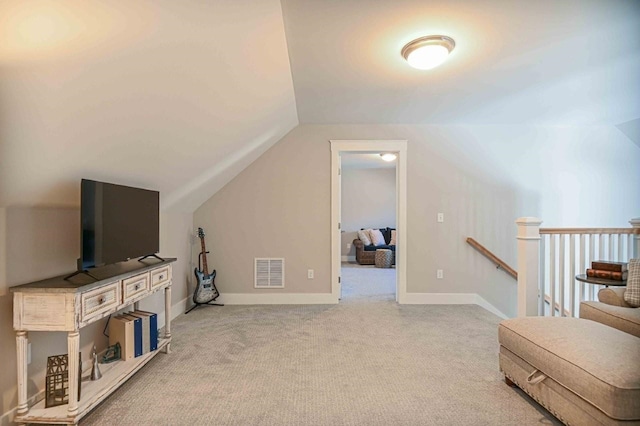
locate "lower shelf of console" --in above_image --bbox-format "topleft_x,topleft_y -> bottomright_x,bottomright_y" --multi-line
15,337 -> 171,425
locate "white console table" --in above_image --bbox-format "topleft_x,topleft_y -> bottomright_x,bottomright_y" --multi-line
11,257 -> 176,425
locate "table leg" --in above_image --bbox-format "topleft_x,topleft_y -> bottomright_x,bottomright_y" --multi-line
67,331 -> 80,416
164,284 -> 172,353
16,331 -> 28,415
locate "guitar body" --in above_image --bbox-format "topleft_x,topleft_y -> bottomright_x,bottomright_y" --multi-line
193,268 -> 219,304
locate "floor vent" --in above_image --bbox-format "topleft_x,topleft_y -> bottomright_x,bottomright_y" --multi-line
254,258 -> 285,288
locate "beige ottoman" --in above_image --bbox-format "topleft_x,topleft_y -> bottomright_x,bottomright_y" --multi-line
374,249 -> 393,268
498,317 -> 640,425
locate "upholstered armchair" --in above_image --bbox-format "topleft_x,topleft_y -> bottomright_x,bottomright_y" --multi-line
580,287 -> 640,338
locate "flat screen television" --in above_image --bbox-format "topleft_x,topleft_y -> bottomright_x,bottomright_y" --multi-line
79,179 -> 160,270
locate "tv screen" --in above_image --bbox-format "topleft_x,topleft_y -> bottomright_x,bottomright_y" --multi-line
81,179 -> 159,270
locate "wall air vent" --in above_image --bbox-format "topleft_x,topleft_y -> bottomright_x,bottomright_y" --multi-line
254,258 -> 285,288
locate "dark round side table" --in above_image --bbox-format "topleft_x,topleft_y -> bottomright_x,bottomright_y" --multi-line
575,274 -> 627,288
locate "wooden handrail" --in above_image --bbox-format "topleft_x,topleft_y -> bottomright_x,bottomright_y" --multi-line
466,237 -> 517,279
540,227 -> 640,235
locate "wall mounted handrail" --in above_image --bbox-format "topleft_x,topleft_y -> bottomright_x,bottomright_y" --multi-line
466,237 -> 518,280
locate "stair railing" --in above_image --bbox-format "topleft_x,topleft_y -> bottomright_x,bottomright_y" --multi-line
516,217 -> 640,318
466,237 -> 517,279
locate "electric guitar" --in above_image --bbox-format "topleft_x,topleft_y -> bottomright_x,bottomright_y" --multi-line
193,227 -> 220,304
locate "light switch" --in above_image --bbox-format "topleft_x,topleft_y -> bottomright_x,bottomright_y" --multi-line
437,213 -> 444,223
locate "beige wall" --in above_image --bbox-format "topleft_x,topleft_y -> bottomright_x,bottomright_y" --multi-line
194,127 -> 330,294
341,168 -> 396,257
0,206 -> 190,421
194,124 -> 640,317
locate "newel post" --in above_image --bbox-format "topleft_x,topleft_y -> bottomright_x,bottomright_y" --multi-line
631,218 -> 640,259
629,217 -> 640,259
516,217 -> 542,317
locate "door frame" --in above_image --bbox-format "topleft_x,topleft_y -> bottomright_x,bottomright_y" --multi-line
330,140 -> 408,303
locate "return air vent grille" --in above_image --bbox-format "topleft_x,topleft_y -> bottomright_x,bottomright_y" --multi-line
254,258 -> 285,288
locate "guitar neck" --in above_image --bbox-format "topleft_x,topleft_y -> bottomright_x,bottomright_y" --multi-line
200,237 -> 209,276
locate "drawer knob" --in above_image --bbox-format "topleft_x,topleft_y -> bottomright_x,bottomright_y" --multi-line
135,284 -> 140,290
98,297 -> 105,304
159,275 -> 164,280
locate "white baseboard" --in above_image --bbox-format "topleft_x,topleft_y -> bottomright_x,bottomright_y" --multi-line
153,295 -> 188,329
218,293 -> 337,305
402,293 -> 508,319
341,255 -> 355,262
1,389 -> 44,426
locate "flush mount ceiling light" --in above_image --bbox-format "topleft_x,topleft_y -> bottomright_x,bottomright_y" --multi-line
380,153 -> 397,162
401,35 -> 455,70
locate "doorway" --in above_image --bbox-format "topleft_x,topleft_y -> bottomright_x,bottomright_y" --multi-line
340,153 -> 396,301
330,140 -> 408,303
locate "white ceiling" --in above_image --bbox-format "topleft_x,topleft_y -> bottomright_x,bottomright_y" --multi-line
281,0 -> 640,126
0,0 -> 298,211
2,0 -> 638,212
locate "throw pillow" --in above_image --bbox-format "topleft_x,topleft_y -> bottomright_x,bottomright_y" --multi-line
357,229 -> 372,246
370,228 -> 386,246
623,258 -> 640,307
390,230 -> 397,245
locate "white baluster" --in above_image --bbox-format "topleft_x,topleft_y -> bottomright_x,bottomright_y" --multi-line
569,234 -> 576,317
550,234 -> 556,316
579,234 -> 586,302
539,235 -> 546,316
559,234 -> 565,317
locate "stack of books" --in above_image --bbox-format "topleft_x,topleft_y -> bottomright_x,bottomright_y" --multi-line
108,310 -> 159,361
586,260 -> 628,281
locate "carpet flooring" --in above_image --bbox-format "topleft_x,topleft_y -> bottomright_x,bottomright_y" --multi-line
81,264 -> 559,425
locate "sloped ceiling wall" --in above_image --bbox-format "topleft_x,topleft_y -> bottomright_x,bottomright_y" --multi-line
281,0 -> 640,126
0,0 -> 298,211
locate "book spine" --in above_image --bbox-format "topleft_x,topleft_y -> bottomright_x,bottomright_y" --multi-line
586,269 -> 627,280
149,313 -> 158,351
591,262 -> 627,272
132,318 -> 143,357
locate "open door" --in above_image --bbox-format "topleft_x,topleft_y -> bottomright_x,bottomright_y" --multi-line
330,140 -> 408,303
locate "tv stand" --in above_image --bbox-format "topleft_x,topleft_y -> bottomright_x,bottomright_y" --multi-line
11,258 -> 176,425
63,269 -> 99,282
138,253 -> 165,262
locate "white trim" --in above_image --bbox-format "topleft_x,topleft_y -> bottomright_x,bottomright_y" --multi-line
330,140 -> 408,303
341,255 -> 356,263
1,389 -> 44,426
156,295 -> 189,328
217,293 -> 337,305
402,293 -> 509,319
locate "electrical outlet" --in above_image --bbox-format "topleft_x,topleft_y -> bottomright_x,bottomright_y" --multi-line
27,342 -> 32,365
347,243 -> 351,249
308,269 -> 314,279
437,213 -> 444,223
437,269 -> 444,279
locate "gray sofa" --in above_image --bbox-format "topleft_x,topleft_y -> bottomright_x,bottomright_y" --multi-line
353,227 -> 395,265
498,288 -> 640,425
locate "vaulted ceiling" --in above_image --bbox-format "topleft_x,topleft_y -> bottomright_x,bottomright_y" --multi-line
1,0 -> 638,211
281,0 -> 640,126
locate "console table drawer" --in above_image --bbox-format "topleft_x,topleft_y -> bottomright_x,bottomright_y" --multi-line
81,282 -> 120,323
150,265 -> 171,289
122,273 -> 150,303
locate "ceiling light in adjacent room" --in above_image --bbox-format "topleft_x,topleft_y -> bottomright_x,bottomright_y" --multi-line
401,35 -> 455,70
380,153 -> 397,162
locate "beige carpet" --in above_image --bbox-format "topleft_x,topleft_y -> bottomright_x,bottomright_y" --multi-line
81,266 -> 559,425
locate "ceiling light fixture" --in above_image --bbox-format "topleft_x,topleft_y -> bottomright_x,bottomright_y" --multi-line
401,35 -> 455,70
380,153 -> 397,162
